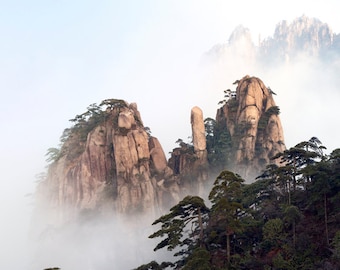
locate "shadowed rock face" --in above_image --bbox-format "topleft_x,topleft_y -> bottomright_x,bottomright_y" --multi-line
216,75 -> 286,180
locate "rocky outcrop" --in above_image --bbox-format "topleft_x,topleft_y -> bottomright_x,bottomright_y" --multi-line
39,100 -> 211,224
216,75 -> 286,180
38,76 -> 285,223
167,106 -> 209,196
191,106 -> 206,152
39,101 -> 176,223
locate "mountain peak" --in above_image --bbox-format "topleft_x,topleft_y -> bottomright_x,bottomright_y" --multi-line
270,15 -> 334,55
205,15 -> 338,66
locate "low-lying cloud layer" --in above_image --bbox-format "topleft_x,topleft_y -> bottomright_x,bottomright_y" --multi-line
1,9 -> 339,269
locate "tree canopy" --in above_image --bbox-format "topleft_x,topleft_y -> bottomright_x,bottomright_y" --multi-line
136,138 -> 340,270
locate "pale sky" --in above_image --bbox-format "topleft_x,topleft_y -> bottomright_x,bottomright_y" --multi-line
0,1 -> 339,269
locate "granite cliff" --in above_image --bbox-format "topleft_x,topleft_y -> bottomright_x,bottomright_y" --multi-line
38,100 -> 209,223
37,76 -> 285,222
215,75 -> 285,179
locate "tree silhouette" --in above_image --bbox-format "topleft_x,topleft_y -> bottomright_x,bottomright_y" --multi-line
208,170 -> 245,264
149,196 -> 209,268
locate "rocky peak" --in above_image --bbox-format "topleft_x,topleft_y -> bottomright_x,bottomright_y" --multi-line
228,25 -> 253,46
260,15 -> 335,62
204,16 -> 339,67
37,76 -> 286,223
38,100 -> 211,224
191,106 -> 206,152
216,75 -> 285,180
39,100 -> 175,224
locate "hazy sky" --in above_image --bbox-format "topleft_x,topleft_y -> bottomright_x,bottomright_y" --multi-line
0,1 -> 339,269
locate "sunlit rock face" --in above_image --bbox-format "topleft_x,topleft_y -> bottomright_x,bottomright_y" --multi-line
38,77 -> 285,223
190,106 -> 209,195
39,101 -> 175,224
167,106 -> 209,197
216,76 -> 286,180
191,106 -> 206,152
38,101 -> 211,224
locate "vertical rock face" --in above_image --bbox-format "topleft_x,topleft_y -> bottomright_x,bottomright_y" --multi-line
39,100 -> 211,224
191,106 -> 206,151
38,77 -> 286,223
216,75 -> 286,180
190,106 -> 208,195
39,101 -> 174,223
168,106 -> 209,196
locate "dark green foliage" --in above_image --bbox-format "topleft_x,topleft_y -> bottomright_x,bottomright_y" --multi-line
46,99 -> 132,162
69,102 -> 108,143
204,118 -> 232,170
208,171 -> 245,266
149,195 -> 209,268
262,218 -> 284,247
45,147 -> 61,163
175,138 -> 195,155
182,248 -> 211,270
133,261 -> 174,270
137,138 -> 340,270
257,106 -> 280,131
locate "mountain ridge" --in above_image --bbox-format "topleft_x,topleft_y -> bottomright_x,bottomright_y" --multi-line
204,15 -> 339,65
35,76 -> 285,226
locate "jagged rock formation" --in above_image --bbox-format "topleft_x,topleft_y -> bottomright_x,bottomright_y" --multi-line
38,100 -> 210,223
203,25 -> 256,65
216,75 -> 286,180
39,100 -> 177,223
204,15 -> 339,66
260,15 -> 336,63
167,106 -> 209,196
38,76 -> 285,222
191,106 -> 206,152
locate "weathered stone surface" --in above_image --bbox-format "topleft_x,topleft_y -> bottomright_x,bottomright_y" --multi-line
39,101 -> 173,223
38,79 -> 285,223
149,136 -> 169,174
216,75 -> 286,180
166,106 -> 209,197
118,108 -> 135,129
129,102 -> 143,126
191,106 -> 206,151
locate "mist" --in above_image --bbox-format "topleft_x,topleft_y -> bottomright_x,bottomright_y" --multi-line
27,41 -> 340,270
29,212 -> 169,270
0,1 -> 339,269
